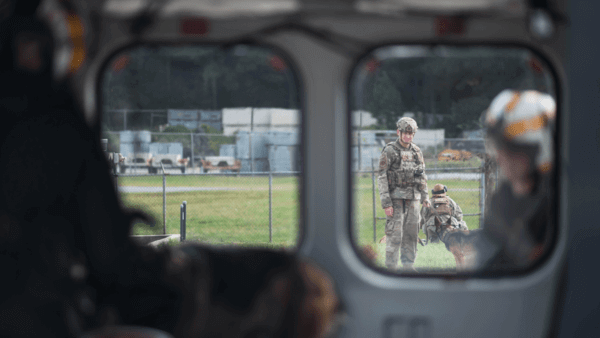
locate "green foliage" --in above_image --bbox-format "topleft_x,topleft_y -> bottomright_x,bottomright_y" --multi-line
364,71 -> 403,129
151,127 -> 192,152
200,124 -> 236,155
163,125 -> 192,133
356,47 -> 555,137
102,45 -> 298,119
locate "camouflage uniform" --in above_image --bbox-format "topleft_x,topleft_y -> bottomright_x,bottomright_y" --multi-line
378,118 -> 428,270
421,194 -> 468,243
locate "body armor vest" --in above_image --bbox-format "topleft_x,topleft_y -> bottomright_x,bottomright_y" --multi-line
432,196 -> 452,216
384,142 -> 424,190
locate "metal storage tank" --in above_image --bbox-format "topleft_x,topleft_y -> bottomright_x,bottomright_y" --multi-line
268,145 -> 299,172
236,131 -> 269,172
149,143 -> 183,155
219,144 -> 236,157
120,143 -> 150,155
266,131 -> 300,172
119,130 -> 152,144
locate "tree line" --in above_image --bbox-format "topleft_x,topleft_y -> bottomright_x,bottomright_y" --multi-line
102,45 -> 554,137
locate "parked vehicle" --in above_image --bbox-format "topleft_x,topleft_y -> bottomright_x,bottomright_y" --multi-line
148,142 -> 188,173
200,156 -> 241,173
149,155 -> 188,173
119,152 -> 152,173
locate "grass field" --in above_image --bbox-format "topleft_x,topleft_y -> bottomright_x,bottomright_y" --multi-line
364,241 -> 459,273
121,175 -> 301,247
120,173 -> 482,270
353,174 -> 481,271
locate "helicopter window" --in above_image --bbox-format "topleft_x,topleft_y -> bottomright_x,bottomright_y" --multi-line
350,45 -> 557,275
100,45 -> 301,249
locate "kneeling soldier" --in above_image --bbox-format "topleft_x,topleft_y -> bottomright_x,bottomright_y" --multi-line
420,184 -> 468,243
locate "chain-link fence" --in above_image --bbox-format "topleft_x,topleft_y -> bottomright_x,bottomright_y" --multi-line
103,130 -> 497,247
111,170 -> 301,247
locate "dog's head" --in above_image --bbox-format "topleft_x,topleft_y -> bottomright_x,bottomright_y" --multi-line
434,216 -> 457,239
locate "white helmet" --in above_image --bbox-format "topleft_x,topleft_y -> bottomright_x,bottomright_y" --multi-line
484,90 -> 556,174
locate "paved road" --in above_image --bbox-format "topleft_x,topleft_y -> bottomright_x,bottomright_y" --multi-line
120,186 -> 246,193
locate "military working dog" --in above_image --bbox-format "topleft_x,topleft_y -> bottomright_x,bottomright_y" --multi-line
433,217 -> 481,272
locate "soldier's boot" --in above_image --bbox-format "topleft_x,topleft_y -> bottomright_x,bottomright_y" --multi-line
402,263 -> 418,273
385,251 -> 398,270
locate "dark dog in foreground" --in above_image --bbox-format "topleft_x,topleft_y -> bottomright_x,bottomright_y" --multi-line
434,217 -> 481,272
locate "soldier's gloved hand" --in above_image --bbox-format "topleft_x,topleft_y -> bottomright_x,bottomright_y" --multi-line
422,199 -> 431,208
384,206 -> 394,217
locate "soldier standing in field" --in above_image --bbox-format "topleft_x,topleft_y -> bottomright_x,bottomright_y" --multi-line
420,184 -> 468,244
378,117 -> 430,272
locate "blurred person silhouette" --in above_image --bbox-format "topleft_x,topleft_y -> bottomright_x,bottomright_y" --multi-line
0,1 -> 340,337
476,89 -> 556,273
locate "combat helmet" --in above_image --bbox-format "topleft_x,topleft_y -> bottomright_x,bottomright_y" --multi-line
432,184 -> 447,196
483,90 -> 556,173
396,117 -> 418,134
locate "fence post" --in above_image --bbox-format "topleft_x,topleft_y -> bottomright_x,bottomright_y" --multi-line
358,130 -> 362,172
480,162 -> 485,229
250,109 -> 254,173
434,134 -> 438,171
190,132 -> 194,171
162,163 -> 167,235
372,158 -> 377,243
180,201 -> 187,242
112,153 -> 118,194
269,166 -> 273,243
